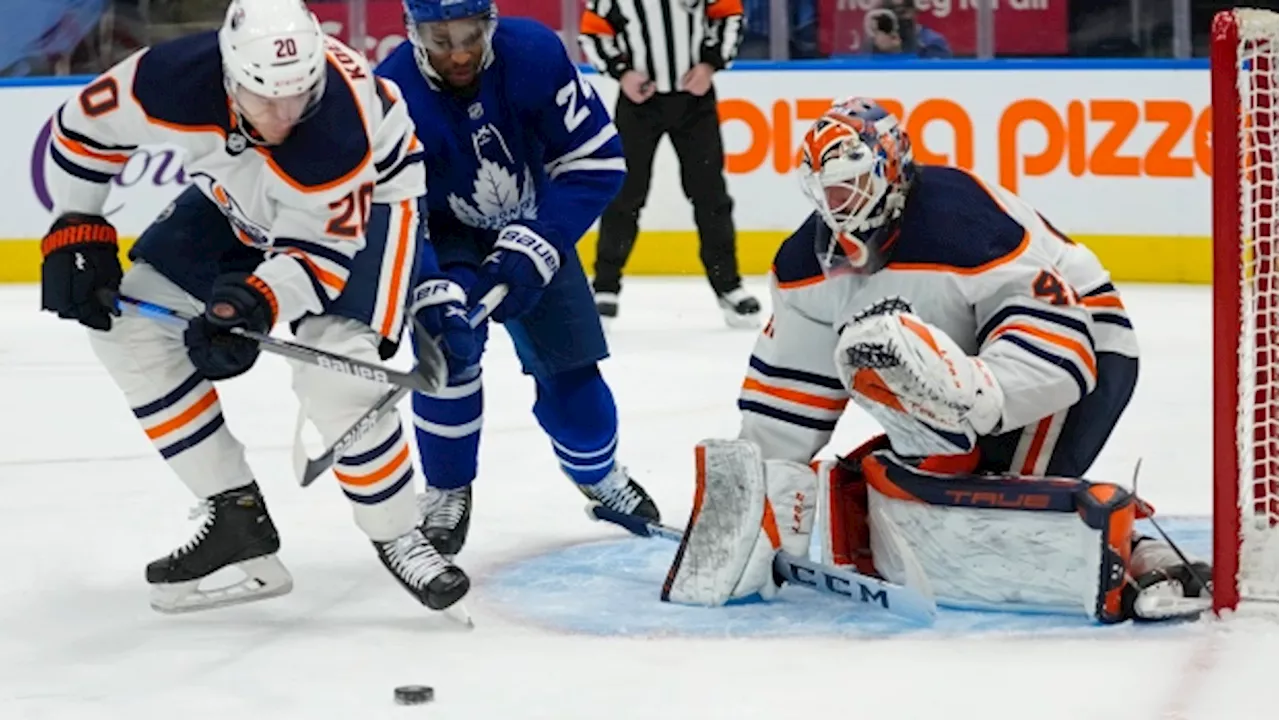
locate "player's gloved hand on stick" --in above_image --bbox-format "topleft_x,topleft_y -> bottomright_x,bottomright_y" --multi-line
39,213 -> 123,331
411,276 -> 482,378
185,273 -> 277,381
469,223 -> 560,323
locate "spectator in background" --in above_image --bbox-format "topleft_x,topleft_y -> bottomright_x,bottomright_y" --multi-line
867,0 -> 951,58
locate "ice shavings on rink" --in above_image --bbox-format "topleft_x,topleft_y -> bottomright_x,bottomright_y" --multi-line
484,517 -> 1213,639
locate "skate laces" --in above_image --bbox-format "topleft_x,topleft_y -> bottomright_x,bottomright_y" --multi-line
589,471 -> 643,513
172,501 -> 215,558
420,488 -> 467,528
383,531 -> 449,587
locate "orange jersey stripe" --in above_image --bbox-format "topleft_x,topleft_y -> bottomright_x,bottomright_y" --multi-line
742,378 -> 848,412
145,389 -> 219,440
379,199 -> 413,338
281,248 -> 348,294
335,444 -> 410,488
1081,295 -> 1125,309
992,322 -> 1098,379
773,266 -> 825,289
887,230 -> 1031,276
52,131 -> 131,165
1019,416 -> 1053,475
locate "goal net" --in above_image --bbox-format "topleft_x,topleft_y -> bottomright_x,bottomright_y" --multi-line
1212,7 -> 1280,613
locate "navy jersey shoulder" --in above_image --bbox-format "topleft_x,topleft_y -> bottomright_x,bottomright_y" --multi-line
772,214 -> 827,286
888,166 -> 1027,269
132,31 -> 231,132
135,32 -> 370,189
266,58 -> 370,189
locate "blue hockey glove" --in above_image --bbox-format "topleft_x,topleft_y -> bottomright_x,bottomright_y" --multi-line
469,224 -> 560,323
411,277 -> 482,378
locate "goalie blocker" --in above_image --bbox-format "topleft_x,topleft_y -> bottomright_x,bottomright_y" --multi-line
664,437 -> 1209,623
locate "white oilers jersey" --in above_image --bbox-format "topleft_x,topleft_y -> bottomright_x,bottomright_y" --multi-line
741,165 -> 1138,465
46,31 -> 425,323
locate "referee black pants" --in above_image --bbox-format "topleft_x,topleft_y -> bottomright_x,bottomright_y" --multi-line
593,89 -> 742,296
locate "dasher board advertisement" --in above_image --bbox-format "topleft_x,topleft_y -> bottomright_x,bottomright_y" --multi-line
0,61 -> 1212,283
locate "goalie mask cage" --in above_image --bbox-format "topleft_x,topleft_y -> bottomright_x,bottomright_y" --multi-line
1212,7 -> 1280,614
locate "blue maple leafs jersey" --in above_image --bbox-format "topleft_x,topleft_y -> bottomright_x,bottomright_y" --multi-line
375,18 -> 625,257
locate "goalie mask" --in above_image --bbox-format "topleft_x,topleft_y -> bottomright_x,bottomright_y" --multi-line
799,97 -> 915,274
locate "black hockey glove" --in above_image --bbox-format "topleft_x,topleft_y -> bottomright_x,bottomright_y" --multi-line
185,273 -> 277,381
40,213 -> 122,331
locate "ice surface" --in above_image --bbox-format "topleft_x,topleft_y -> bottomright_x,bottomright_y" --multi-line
0,279 -> 1275,720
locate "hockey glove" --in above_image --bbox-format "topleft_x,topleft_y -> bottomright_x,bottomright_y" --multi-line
469,224 -> 560,323
411,277 -> 483,378
836,297 -> 1005,456
185,273 -> 277,381
40,213 -> 123,331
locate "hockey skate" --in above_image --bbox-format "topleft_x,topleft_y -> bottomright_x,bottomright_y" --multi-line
146,482 -> 293,614
417,485 -> 471,557
579,465 -> 661,524
594,291 -> 619,330
374,528 -> 471,611
1121,536 -> 1213,621
717,287 -> 762,329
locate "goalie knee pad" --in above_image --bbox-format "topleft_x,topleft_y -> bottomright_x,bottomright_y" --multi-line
662,439 -> 816,606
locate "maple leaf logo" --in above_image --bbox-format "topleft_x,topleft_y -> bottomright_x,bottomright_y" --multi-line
447,161 -> 539,230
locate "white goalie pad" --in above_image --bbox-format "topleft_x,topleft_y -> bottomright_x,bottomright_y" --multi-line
862,451 -> 1133,621
662,439 -> 816,606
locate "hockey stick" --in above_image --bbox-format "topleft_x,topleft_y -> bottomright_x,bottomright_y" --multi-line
107,292 -> 440,394
586,503 -> 937,625
292,284 -> 508,488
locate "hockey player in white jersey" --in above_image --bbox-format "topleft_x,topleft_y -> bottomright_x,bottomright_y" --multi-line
38,0 -> 469,614
661,98 -> 1211,622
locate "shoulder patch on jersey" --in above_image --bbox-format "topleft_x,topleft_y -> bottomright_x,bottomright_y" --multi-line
772,214 -> 827,289
887,166 -> 1029,272
131,32 -> 231,134
265,60 -> 371,191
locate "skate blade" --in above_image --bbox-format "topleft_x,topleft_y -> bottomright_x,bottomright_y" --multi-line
442,601 -> 475,629
721,307 -> 761,330
150,555 -> 294,614
1133,587 -> 1212,621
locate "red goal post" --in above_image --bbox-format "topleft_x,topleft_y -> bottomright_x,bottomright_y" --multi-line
1211,7 -> 1280,614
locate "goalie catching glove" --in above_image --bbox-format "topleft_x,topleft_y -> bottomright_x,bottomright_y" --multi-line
836,297 -> 1004,457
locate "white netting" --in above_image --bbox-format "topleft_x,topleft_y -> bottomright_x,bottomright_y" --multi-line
1234,8 -> 1280,603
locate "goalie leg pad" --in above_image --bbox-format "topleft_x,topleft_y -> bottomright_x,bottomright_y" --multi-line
862,450 -> 1135,622
662,440 -> 816,606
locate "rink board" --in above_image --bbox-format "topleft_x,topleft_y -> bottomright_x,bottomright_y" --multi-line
485,517 -> 1213,638
0,59 -> 1213,283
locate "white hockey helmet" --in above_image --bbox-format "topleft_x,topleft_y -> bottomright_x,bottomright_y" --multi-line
219,0 -> 328,117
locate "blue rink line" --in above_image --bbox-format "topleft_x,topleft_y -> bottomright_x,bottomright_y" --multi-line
484,517 -> 1211,639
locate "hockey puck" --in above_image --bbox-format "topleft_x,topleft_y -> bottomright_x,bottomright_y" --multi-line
394,685 -> 434,705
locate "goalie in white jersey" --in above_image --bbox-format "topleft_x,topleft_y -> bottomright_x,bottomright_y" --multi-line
662,97 -> 1211,622
38,0 -> 469,614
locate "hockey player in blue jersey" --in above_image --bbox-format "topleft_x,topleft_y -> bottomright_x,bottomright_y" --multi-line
376,0 -> 661,556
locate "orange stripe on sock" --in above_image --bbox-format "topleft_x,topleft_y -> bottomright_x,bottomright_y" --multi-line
145,389 -> 218,440
334,444 -> 410,488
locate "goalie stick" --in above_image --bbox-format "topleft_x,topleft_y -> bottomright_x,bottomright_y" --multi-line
292,285 -> 508,488
106,292 -> 442,394
586,503 -> 937,625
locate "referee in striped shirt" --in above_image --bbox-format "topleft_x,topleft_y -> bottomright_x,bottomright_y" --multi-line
579,0 -> 761,328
